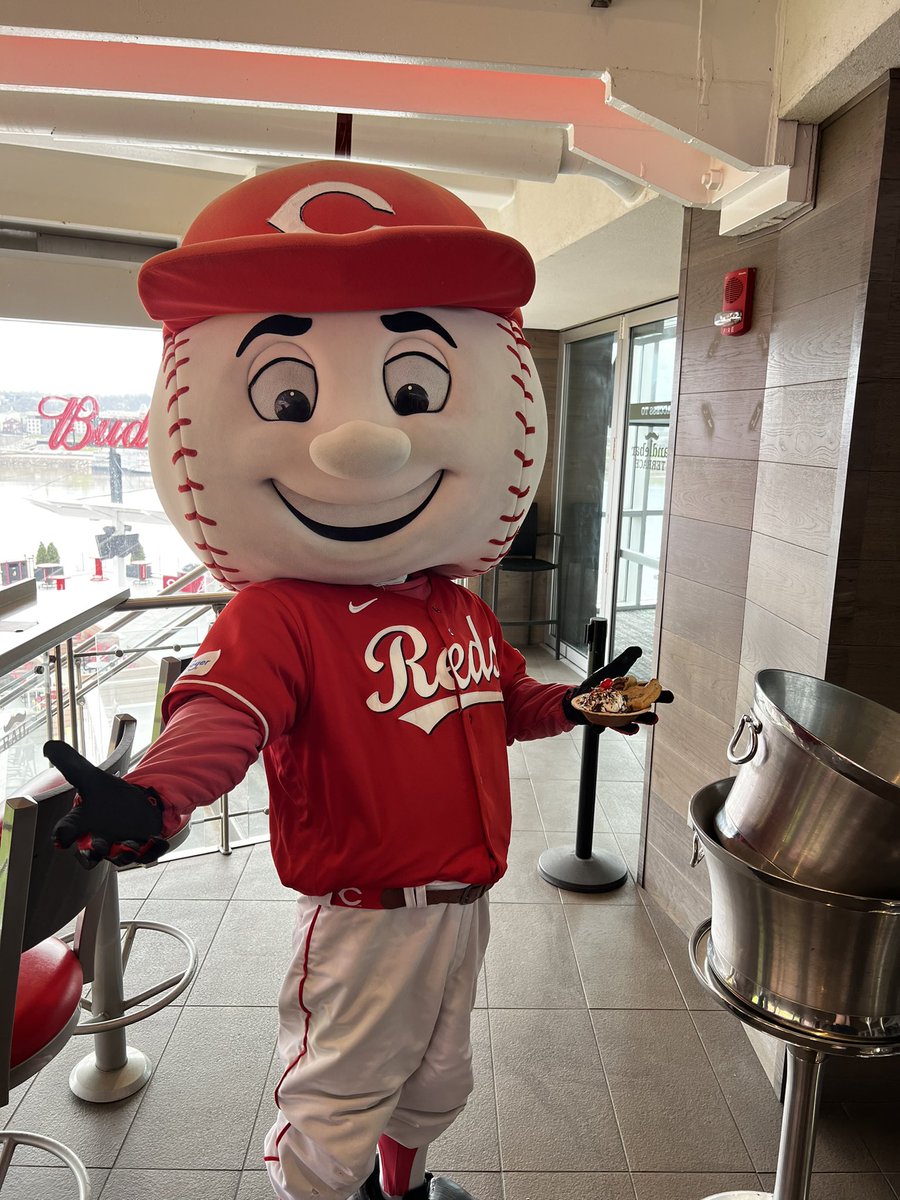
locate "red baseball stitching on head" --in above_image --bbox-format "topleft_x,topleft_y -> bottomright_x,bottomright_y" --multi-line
505,345 -> 532,376
161,332 -> 245,587
515,412 -> 536,434
508,485 -> 530,498
511,376 -> 534,403
514,450 -> 534,467
167,387 -> 190,412
500,508 -> 526,524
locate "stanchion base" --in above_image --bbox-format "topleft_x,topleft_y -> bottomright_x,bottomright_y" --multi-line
69,1046 -> 153,1103
699,1193 -> 771,1199
538,846 -> 628,892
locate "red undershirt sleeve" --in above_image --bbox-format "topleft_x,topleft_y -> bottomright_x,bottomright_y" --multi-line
497,634 -> 577,743
125,695 -> 264,839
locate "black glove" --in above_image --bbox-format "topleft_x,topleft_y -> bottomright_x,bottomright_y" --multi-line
44,739 -> 169,867
563,645 -> 674,735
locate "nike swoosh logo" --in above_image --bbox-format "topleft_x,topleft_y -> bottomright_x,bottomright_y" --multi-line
348,599 -> 378,614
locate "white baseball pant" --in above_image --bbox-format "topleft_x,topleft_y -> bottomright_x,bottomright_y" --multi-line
263,892 -> 490,1200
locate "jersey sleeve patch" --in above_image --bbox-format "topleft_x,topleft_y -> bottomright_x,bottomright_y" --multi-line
179,649 -> 222,678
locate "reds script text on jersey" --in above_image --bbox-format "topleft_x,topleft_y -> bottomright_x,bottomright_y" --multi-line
163,573 -> 571,895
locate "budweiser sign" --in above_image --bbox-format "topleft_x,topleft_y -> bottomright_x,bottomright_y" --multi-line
38,396 -> 149,451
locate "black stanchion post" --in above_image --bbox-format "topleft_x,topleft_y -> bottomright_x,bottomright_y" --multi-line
537,616 -> 628,893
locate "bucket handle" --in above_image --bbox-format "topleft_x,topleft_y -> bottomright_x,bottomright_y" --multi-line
690,832 -> 704,867
727,711 -> 762,765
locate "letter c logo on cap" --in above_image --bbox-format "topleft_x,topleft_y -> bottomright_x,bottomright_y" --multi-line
269,183 -> 396,235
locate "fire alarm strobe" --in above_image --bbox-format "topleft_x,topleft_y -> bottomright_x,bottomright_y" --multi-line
715,267 -> 756,336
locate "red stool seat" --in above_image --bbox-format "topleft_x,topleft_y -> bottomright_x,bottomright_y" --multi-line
11,937 -> 84,1069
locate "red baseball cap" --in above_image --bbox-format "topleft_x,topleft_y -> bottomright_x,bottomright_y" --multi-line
138,160 -> 535,332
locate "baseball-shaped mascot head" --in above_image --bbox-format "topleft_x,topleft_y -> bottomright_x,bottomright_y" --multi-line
139,161 -> 546,588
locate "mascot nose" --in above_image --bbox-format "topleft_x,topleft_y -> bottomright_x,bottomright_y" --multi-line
309,420 -> 412,480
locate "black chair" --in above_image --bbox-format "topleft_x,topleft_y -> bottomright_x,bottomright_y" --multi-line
489,505 -> 563,658
0,715 -> 136,1199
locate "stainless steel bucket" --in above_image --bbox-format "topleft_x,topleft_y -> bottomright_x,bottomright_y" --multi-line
716,669 -> 900,896
693,778 -> 900,1045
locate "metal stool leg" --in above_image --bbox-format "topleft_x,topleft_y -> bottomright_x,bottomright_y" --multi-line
773,1046 -> 826,1200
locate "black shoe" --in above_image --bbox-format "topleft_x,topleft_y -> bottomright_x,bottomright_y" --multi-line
353,1166 -> 477,1200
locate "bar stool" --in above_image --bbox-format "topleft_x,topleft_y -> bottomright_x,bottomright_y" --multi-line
44,715 -> 199,1103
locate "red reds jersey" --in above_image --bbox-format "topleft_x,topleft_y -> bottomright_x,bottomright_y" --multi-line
162,573 -> 572,895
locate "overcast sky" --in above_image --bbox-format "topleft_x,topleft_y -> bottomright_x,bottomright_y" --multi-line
0,318 -> 163,396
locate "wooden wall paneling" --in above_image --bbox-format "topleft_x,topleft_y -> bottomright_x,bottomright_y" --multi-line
772,184 -> 879,313
855,278 -> 900,379
643,794 -> 712,931
815,82 -> 889,209
650,735 -> 732,821
745,532 -> 829,634
740,599 -> 821,677
669,456 -> 757,529
758,381 -> 847,468
839,470 -> 900,563
830,558 -> 900,647
657,629 -> 740,716
765,283 -> 865,389
752,461 -> 839,554
665,515 -> 751,597
679,320 -> 772,395
653,693 -> 735,785
846,379 -> 900,471
661,574 -> 746,662
825,642 -> 898,711
867,177 -> 900,284
675,390 -> 763,461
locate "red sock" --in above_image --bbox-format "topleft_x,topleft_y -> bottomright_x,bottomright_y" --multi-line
377,1136 -> 427,1198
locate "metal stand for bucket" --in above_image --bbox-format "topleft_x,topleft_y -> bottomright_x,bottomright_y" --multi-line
538,618 -> 628,893
689,920 -> 900,1200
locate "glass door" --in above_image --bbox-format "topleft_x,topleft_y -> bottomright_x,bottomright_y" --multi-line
554,303 -> 676,670
610,313 -> 676,676
555,322 -> 618,652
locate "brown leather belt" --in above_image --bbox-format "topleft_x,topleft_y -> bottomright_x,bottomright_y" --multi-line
379,884 -> 491,909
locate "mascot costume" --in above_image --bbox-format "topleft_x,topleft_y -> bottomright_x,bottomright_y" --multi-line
44,161 -> 672,1200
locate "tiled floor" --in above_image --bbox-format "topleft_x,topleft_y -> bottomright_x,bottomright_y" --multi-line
3,648 -> 899,1200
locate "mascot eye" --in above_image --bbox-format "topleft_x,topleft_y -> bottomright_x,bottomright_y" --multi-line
249,357 -> 318,422
383,352 -> 450,416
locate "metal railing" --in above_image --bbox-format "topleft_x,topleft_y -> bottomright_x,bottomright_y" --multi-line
0,567 -> 270,860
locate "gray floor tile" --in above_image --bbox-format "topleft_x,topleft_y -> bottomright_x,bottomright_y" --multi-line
484,904 -> 585,1009
507,744 -> 529,780
531,777 -> 612,835
643,901 -> 720,1010
8,1006 -> 180,1168
0,1165 -> 108,1199
693,1011 -> 877,1174
593,739 -> 646,784
430,1011 -> 500,1172
591,1009 -> 753,1173
631,1173 -> 761,1199
503,1172 -> 635,1200
100,1168 -> 241,1199
116,862 -> 166,899
237,1172 -> 282,1199
596,780 -> 644,834
886,1174 -> 900,1198
490,832 -> 556,904
186,900 -> 296,1006
545,834 -> 642,906
438,1172 -> 502,1200
116,1007 -> 277,1170
510,777 -> 543,832
566,904 -> 684,1009
0,1077 -> 33,1129
844,1103 -> 900,1172
232,844 -> 294,901
123,896 -> 229,1008
615,832 -> 642,879
758,1173 -> 898,1199
521,736 -> 583,781
491,1008 -> 627,1171
149,847 -> 252,900
242,1046 -> 281,1171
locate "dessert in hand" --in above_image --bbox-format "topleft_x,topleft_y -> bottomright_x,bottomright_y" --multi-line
580,675 -> 663,715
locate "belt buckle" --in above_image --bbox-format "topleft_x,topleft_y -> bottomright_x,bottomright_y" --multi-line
458,884 -> 485,905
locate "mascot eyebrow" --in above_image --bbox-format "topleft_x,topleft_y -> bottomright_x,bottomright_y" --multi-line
381,311 -> 457,348
236,314 -> 313,357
